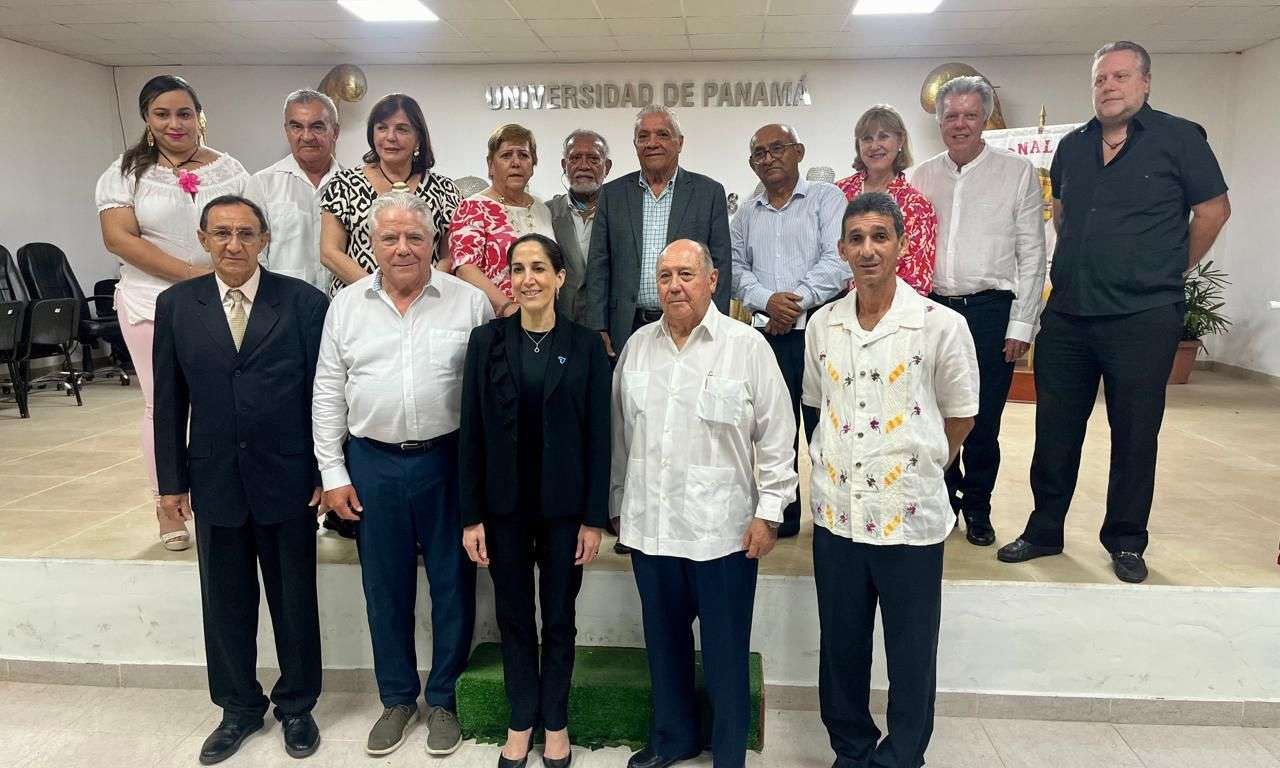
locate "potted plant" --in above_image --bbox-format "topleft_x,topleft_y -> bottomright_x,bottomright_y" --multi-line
1169,259 -> 1231,384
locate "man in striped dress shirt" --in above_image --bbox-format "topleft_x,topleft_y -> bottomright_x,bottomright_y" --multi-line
731,123 -> 849,537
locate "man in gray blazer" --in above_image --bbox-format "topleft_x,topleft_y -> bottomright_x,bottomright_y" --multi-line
548,129 -> 613,325
585,106 -> 732,358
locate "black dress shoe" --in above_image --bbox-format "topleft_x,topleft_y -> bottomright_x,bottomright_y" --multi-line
280,713 -> 320,759
543,750 -> 572,768
996,538 -> 1063,563
626,746 -> 701,768
614,541 -> 632,555
962,515 -> 996,547
1111,551 -> 1148,583
199,719 -> 263,765
323,510 -> 358,539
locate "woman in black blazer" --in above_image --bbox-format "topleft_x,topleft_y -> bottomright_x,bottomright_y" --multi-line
459,233 -> 610,768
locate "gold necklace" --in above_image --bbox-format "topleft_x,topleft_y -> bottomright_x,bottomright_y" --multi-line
498,194 -> 536,233
377,163 -> 412,192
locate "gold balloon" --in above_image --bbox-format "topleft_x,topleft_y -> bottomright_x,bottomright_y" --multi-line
318,64 -> 368,105
920,62 -> 1008,130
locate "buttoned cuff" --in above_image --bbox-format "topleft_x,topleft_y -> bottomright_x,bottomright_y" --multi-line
321,464 -> 352,492
797,285 -> 820,310
745,285 -> 773,313
1005,319 -> 1034,344
754,496 -> 785,524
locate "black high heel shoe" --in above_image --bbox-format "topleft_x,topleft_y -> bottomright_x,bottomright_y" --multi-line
497,730 -> 534,768
542,730 -> 573,768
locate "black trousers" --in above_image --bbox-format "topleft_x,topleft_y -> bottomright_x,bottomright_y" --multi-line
1024,303 -> 1183,554
930,293 -> 1015,520
485,514 -> 584,731
631,549 -> 758,768
813,526 -> 944,768
195,513 -> 322,725
763,327 -> 820,535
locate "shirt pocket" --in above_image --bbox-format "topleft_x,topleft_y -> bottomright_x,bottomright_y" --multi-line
695,375 -> 750,428
622,370 -> 650,421
428,329 -> 469,378
684,464 -> 747,537
266,201 -> 304,243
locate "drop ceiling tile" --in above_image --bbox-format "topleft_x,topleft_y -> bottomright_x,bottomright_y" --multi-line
217,20 -> 316,39
763,14 -> 845,32
0,23 -> 85,41
689,32 -> 763,48
326,36 -> 455,53
34,4 -> 166,24
683,48 -> 768,60
295,20 -> 459,38
684,16 -> 764,34
930,10 -> 1013,28
770,0 -> 854,14
215,1 -> 355,22
684,0 -> 769,13
423,0 -> 521,20
594,0 -> 683,20
526,17 -> 610,36
0,6 -> 52,24
762,31 -> 850,47
539,33 -> 618,50
477,32 -> 550,52
416,50 -> 493,62
605,17 -> 684,34
615,33 -> 689,50
450,18 -> 534,36
509,0 -> 601,18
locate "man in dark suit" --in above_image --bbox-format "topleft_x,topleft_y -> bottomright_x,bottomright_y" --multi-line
585,105 -> 732,359
548,128 -> 613,325
154,195 -> 329,764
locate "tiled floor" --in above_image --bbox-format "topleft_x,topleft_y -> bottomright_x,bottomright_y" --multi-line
0,681 -> 1277,768
2,370 -> 1278,587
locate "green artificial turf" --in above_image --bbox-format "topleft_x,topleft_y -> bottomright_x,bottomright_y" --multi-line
455,643 -> 764,751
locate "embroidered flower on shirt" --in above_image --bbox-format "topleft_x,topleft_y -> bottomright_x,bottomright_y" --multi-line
843,374 -> 855,387
925,304 -> 935,312
883,464 -> 904,488
905,502 -> 919,516
888,362 -> 907,384
864,520 -> 878,534
911,354 -> 924,367
827,361 -> 841,383
865,474 -> 878,489
884,414 -> 905,434
869,418 -> 881,432
177,169 -> 200,196
883,513 -> 903,536
911,402 -> 923,417
908,453 -> 920,468
869,369 -> 882,383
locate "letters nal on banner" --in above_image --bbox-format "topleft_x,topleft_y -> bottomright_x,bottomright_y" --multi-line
486,78 -> 812,111
982,123 -> 1078,262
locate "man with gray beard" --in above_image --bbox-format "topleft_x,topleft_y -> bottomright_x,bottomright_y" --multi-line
549,129 -> 613,324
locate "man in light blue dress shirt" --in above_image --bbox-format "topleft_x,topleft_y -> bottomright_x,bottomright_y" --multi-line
731,123 -> 849,537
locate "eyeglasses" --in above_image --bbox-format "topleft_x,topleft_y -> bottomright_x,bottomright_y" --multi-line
749,142 -> 800,163
205,228 -> 263,245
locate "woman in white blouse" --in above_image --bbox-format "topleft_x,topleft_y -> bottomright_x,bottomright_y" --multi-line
96,74 -> 249,551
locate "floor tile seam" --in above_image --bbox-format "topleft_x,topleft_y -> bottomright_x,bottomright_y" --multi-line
1109,719 -> 1154,768
28,508 -> 136,556
976,718 -> 1013,767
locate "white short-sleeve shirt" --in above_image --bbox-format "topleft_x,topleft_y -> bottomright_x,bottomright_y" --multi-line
95,152 -> 249,323
243,154 -> 340,293
802,278 -> 979,545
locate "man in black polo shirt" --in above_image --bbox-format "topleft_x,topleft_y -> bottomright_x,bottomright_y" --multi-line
998,41 -> 1231,583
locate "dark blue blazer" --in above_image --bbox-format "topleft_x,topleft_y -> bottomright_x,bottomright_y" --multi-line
153,269 -> 328,527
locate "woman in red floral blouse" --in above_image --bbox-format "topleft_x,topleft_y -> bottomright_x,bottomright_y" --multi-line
449,123 -> 556,316
835,105 -> 937,295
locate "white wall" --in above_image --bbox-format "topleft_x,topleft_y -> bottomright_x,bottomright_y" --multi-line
111,54 -> 1238,214
1216,38 -> 1280,377
0,38 -> 123,289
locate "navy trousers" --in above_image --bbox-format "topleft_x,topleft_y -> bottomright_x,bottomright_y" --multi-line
347,434 -> 476,711
631,549 -> 758,768
813,526 -> 944,768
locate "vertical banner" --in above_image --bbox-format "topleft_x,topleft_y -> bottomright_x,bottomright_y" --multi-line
982,123 -> 1078,263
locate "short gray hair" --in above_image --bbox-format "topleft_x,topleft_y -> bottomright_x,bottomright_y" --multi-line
368,192 -> 436,240
657,239 -> 714,276
284,88 -> 339,127
935,76 -> 994,122
747,124 -> 800,152
563,129 -> 610,160
634,105 -> 683,139
1095,40 -> 1151,76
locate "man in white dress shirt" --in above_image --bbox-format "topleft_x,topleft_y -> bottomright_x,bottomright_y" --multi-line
611,239 -> 797,768
245,89 -> 341,293
312,192 -> 492,758
910,75 -> 1047,547
803,192 -> 977,768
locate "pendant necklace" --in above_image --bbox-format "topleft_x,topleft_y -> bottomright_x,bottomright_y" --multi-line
1103,134 -> 1127,151
158,146 -> 201,171
499,194 -> 537,233
524,328 -> 551,353
377,163 -> 412,192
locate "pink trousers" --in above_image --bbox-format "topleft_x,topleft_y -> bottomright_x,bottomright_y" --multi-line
116,298 -> 158,498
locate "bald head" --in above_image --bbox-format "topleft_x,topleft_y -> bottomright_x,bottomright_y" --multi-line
748,123 -> 804,192
657,239 -> 718,330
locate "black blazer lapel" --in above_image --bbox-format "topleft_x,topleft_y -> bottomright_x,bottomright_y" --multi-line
543,317 -> 573,403
502,313 -> 521,391
193,276 -> 238,364
625,176 -> 644,266
665,169 -> 693,240
236,271 -> 280,364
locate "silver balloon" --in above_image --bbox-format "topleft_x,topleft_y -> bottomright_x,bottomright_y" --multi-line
806,166 -> 836,183
453,175 -> 488,198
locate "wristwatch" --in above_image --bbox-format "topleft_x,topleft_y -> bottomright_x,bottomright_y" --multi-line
764,519 -> 781,531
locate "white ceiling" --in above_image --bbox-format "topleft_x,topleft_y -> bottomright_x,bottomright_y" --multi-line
0,0 -> 1277,66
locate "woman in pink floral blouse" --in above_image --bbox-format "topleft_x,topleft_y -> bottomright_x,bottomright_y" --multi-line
449,124 -> 556,317
835,105 -> 937,295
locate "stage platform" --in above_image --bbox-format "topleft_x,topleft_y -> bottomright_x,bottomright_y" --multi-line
2,372 -> 1279,727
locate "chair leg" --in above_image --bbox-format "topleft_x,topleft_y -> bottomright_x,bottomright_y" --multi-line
62,347 -> 82,406
7,361 -> 29,418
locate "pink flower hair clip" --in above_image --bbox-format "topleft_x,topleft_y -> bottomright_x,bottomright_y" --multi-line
177,169 -> 200,197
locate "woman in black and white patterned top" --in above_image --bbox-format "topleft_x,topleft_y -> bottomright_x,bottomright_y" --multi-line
319,93 -> 460,297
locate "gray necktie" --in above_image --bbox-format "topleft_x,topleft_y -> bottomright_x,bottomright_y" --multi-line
226,289 -> 247,351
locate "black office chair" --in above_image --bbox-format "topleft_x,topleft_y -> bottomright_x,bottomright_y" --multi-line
16,242 -> 130,385
22,298 -> 82,406
0,299 -> 28,418
0,245 -> 22,302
